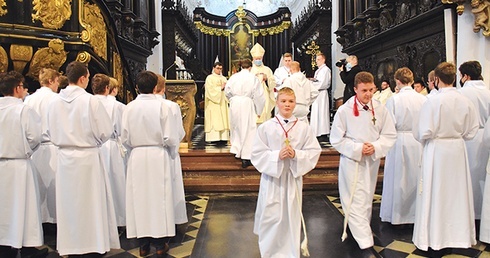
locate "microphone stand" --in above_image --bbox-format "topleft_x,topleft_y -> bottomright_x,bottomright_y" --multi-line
164,61 -> 177,79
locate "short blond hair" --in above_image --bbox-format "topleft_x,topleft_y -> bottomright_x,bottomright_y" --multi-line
155,74 -> 166,93
108,77 -> 119,92
394,67 -> 414,85
39,68 -> 61,86
290,61 -> 300,72
277,87 -> 295,99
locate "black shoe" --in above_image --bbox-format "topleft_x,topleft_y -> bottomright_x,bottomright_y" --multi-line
241,159 -> 252,168
361,247 -> 383,258
139,243 -> 151,257
20,247 -> 48,258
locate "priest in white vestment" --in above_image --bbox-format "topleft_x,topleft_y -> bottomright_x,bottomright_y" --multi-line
0,71 -> 46,257
412,62 -> 478,252
92,74 -> 127,228
310,53 -> 331,137
155,74 -> 188,225
47,61 -> 120,256
225,59 -> 265,168
122,71 -> 182,256
252,87 -> 321,258
24,68 -> 61,224
250,43 -> 276,124
458,61 -> 490,220
380,67 -> 426,225
204,62 -> 229,144
330,71 -> 396,255
280,61 -> 319,121
372,80 -> 394,105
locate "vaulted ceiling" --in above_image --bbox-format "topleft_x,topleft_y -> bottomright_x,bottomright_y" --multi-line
183,0 -> 309,21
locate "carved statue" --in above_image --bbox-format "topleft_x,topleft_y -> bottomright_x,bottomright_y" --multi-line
0,46 -> 7,72
27,39 -> 67,79
0,0 -> 6,16
379,8 -> 393,31
471,0 -> 490,36
82,2 -> 108,60
32,0 -> 72,29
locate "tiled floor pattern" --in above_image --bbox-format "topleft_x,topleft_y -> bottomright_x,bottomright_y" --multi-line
39,195 -> 209,258
328,194 -> 490,258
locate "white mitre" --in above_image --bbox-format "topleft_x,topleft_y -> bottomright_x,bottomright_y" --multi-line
250,43 -> 265,58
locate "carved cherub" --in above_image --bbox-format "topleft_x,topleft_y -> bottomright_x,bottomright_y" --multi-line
27,39 -> 67,80
471,0 -> 490,36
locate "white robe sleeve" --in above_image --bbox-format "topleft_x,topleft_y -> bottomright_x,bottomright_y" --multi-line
289,126 -> 322,178
309,82 -> 320,106
161,104 -> 181,148
413,100 -> 434,145
251,125 -> 283,178
484,118 -> 490,149
462,101 -> 479,141
89,97 -> 113,146
330,109 -> 364,162
370,108 -> 397,160
205,76 -> 225,104
21,105 -> 42,155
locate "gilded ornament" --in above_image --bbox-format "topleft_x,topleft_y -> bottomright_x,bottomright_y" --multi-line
76,51 -> 91,63
32,0 -> 72,29
113,51 -> 124,99
27,39 -> 67,79
10,45 -> 33,73
0,46 -> 7,72
80,1 -> 107,60
471,0 -> 490,36
0,0 -> 7,16
235,6 -> 247,21
305,41 -> 320,69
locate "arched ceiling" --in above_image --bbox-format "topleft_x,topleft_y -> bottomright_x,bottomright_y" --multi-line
184,0 -> 309,21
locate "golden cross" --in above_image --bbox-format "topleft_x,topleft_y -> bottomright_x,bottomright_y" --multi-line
372,116 -> 376,125
285,138 -> 290,146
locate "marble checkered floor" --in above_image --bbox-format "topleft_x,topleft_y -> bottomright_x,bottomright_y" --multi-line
327,194 -> 490,258
29,192 -> 490,257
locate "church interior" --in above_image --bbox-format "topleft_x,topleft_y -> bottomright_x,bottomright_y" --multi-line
1,0 -> 490,257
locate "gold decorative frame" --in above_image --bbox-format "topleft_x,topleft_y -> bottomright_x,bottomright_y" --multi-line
32,0 -> 72,29
228,22 -> 254,74
10,44 -> 33,73
0,0 -> 7,17
79,0 -> 107,60
0,46 -> 7,72
448,0 -> 490,37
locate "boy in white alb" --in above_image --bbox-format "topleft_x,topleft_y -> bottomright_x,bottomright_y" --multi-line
252,87 -> 321,258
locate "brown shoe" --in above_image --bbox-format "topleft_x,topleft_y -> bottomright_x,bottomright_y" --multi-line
155,243 -> 169,257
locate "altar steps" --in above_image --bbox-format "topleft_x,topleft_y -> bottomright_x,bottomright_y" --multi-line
180,148 -> 384,192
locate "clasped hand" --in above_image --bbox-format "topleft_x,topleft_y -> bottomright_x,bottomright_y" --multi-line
362,143 -> 375,156
279,145 -> 295,160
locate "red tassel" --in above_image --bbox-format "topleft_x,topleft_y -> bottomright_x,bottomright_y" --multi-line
353,96 -> 359,117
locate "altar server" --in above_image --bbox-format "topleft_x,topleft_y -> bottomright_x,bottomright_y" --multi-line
310,52 -> 331,138
47,61 -> 119,256
252,87 -> 321,258
412,62 -> 478,252
330,71 -> 396,256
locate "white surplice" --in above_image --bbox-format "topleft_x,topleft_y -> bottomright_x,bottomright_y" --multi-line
122,94 -> 182,239
459,80 -> 490,219
0,97 -> 43,248
372,87 -> 394,105
96,95 -> 127,227
412,87 -> 479,251
251,64 -> 276,124
252,114 -> 321,258
273,66 -> 291,87
380,86 -> 426,224
225,69 -> 265,160
47,86 -> 119,255
157,95 -> 188,225
330,96 -> 396,249
310,64 -> 331,136
204,72 -> 229,142
281,72 -> 319,121
24,87 -> 59,223
481,118 -> 490,243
